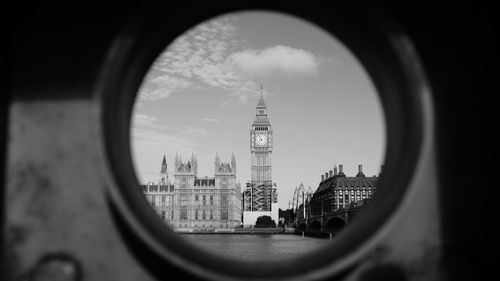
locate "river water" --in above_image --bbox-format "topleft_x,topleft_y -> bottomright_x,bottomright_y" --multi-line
181,234 -> 332,262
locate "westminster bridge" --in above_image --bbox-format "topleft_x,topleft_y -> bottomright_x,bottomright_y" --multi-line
294,200 -> 369,236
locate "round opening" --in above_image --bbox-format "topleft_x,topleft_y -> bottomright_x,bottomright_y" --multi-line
131,11 -> 385,262
97,4 -> 426,281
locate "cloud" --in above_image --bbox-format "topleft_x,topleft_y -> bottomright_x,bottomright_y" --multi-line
182,127 -> 207,136
137,16 -> 318,105
138,17 -> 241,102
132,113 -> 173,130
226,45 -> 318,77
138,75 -> 192,101
133,114 -> 157,127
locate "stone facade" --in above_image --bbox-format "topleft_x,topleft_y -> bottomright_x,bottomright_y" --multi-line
306,164 -> 378,219
142,154 -> 242,232
141,155 -> 175,227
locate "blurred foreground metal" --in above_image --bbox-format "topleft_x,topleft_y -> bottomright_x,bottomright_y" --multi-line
2,2 -> 497,281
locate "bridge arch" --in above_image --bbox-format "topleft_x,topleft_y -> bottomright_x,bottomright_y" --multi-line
298,223 -> 307,232
309,220 -> 322,234
325,217 -> 346,234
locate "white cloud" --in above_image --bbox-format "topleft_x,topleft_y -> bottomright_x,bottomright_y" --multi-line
137,17 -> 318,105
138,75 -> 192,101
226,45 -> 318,77
193,34 -> 207,41
131,113 -> 173,130
138,17 -> 241,102
133,114 -> 157,127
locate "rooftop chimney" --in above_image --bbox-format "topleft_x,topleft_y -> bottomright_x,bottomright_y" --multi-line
334,166 -> 338,176
321,174 -> 325,181
356,164 -> 365,177
325,172 -> 329,180
329,170 -> 333,178
338,164 -> 345,176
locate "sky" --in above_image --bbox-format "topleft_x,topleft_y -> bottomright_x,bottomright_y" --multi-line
130,11 -> 386,209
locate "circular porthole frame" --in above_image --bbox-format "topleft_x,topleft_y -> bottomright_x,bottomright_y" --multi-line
94,3 -> 431,281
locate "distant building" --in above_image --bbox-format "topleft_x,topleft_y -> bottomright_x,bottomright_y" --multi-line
293,183 -> 314,221
141,154 -> 242,232
141,156 -> 175,227
308,164 -> 378,217
243,87 -> 278,227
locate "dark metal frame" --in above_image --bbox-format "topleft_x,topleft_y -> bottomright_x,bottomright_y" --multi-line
94,3 -> 429,280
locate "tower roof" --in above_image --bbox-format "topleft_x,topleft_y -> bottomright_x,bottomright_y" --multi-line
160,155 -> 167,174
252,85 -> 271,126
257,90 -> 266,108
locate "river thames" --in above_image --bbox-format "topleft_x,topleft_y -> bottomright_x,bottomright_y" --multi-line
181,234 -> 332,262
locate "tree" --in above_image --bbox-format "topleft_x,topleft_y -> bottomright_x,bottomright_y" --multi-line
255,215 -> 276,228
278,208 -> 284,226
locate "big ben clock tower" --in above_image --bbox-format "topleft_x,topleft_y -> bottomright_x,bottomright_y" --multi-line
243,86 -> 278,227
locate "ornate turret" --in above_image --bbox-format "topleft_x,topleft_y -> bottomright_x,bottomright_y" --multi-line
231,152 -> 236,174
215,153 -> 236,176
159,155 -> 168,185
191,153 -> 198,175
215,152 -> 220,174
160,155 -> 167,172
174,154 -> 197,176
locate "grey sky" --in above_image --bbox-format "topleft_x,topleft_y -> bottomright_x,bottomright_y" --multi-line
131,11 -> 386,209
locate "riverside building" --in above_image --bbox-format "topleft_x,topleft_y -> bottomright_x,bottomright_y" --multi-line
141,154 -> 242,232
308,164 -> 378,218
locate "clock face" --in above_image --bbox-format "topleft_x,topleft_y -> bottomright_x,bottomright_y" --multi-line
256,134 -> 267,145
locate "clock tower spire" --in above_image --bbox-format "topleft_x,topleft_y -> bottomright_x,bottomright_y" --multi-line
253,85 -> 270,128
243,85 -> 278,226
256,84 -> 267,117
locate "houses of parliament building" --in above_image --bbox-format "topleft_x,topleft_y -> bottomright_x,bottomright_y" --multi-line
141,154 -> 242,232
141,87 -> 277,230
